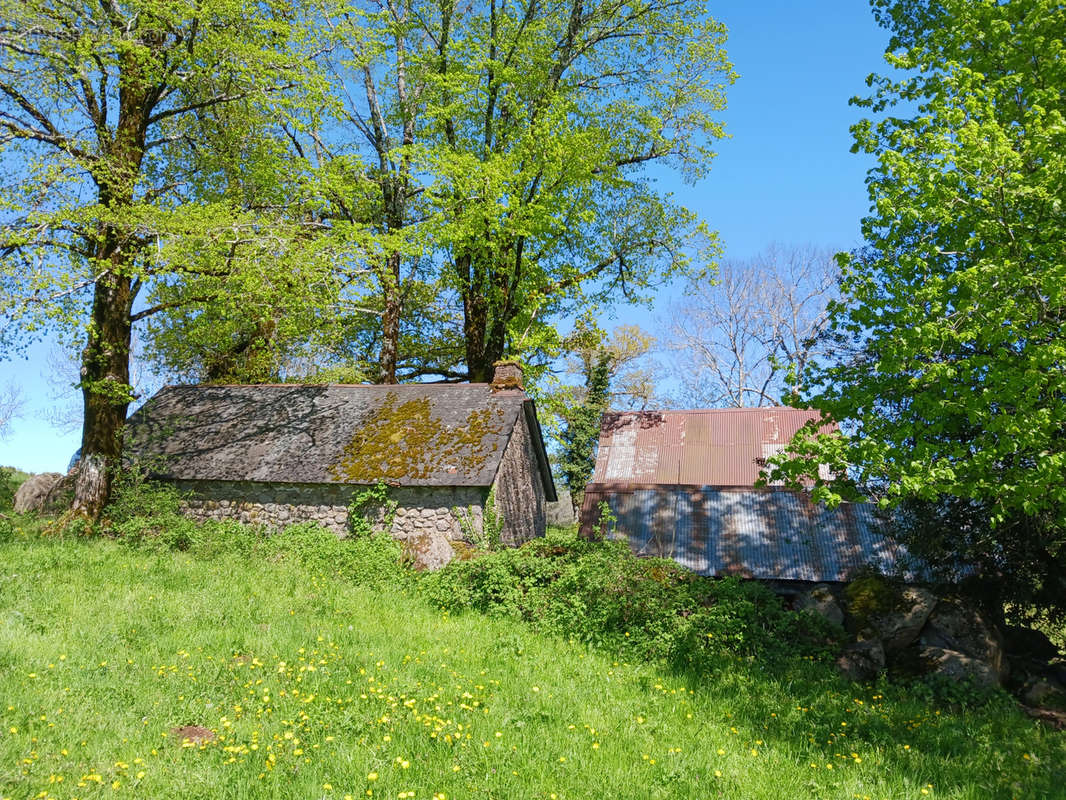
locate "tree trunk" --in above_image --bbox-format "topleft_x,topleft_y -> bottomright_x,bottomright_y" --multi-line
378,253 -> 402,384
71,50 -> 147,519
464,303 -> 492,383
71,270 -> 134,518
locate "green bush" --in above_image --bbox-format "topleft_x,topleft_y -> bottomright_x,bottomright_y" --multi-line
421,530 -> 842,672
106,468 -> 200,549
105,470 -> 407,588
0,466 -> 18,512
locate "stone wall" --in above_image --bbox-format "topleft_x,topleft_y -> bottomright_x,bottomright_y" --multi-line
174,480 -> 484,542
175,480 -> 352,532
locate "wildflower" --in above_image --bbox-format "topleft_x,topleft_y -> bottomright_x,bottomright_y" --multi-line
368,773 -> 378,781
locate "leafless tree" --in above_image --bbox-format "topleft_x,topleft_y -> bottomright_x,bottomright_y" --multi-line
42,335 -> 165,437
0,382 -> 22,441
670,244 -> 838,407
563,323 -> 667,411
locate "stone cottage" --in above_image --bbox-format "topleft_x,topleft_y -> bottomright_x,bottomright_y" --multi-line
124,362 -> 557,568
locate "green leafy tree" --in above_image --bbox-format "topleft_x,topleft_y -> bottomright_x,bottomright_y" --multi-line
146,0 -> 732,388
771,0 -> 1066,618
0,0 -> 326,517
424,0 -> 732,381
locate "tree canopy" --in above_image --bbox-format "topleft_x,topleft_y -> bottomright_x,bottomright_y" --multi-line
772,0 -> 1066,617
0,0 -> 331,514
0,0 -> 733,517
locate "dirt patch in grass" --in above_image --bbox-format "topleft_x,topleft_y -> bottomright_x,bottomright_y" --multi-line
170,725 -> 216,744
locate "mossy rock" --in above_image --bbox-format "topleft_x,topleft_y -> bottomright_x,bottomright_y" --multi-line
844,572 -> 901,630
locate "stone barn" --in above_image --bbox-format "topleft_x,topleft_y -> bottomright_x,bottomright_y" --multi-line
579,407 -> 909,590
125,362 -> 557,568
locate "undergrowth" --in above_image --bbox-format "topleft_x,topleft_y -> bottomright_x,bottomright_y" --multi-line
104,473 -> 406,590
420,534 -> 844,673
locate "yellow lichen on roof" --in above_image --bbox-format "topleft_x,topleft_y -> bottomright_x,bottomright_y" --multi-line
329,392 -> 506,483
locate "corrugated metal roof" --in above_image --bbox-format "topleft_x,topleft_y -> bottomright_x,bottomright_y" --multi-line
579,485 -> 907,583
593,408 -> 833,487
125,383 -> 555,491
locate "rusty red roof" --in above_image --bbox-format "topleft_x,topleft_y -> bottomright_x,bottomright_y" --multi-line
592,407 -> 833,487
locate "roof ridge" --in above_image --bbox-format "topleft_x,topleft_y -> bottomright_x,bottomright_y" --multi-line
160,382 -> 498,389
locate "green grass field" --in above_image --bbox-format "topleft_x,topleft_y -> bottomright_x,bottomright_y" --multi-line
0,527 -> 1062,799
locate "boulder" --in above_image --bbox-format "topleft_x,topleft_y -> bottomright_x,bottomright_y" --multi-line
795,584 -> 845,627
13,472 -> 62,513
1004,626 -> 1061,662
870,587 -> 937,653
42,470 -> 78,513
1049,661 -> 1066,686
919,646 -> 1001,689
920,600 -> 1007,683
402,532 -> 455,571
837,635 -> 885,682
1023,679 -> 1066,709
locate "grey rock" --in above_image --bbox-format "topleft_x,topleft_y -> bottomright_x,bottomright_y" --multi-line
919,646 -> 1001,689
796,584 -> 845,627
921,600 -> 1007,683
13,472 -> 63,513
1023,679 -> 1065,708
42,470 -> 78,512
1004,626 -> 1061,661
403,532 -> 455,571
871,587 -> 937,652
837,636 -> 886,682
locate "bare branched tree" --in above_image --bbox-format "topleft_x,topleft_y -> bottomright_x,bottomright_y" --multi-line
564,323 -> 665,411
0,382 -> 22,441
671,244 -> 838,407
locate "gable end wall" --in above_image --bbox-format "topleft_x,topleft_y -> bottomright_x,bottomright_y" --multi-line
491,409 -> 547,546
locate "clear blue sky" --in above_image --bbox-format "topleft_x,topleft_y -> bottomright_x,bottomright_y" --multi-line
0,0 -> 891,474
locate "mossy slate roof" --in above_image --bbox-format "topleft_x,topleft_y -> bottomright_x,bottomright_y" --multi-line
125,383 -> 552,490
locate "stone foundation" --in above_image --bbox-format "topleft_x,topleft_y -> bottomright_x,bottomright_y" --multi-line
173,479 -> 490,568
175,480 -> 484,537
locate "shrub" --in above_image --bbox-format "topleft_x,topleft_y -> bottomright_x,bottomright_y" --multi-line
0,466 -> 18,512
455,487 -> 503,552
106,467 -> 200,549
347,481 -> 398,538
421,530 -> 842,672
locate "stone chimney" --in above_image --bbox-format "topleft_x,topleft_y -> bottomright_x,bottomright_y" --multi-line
490,360 -> 524,391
